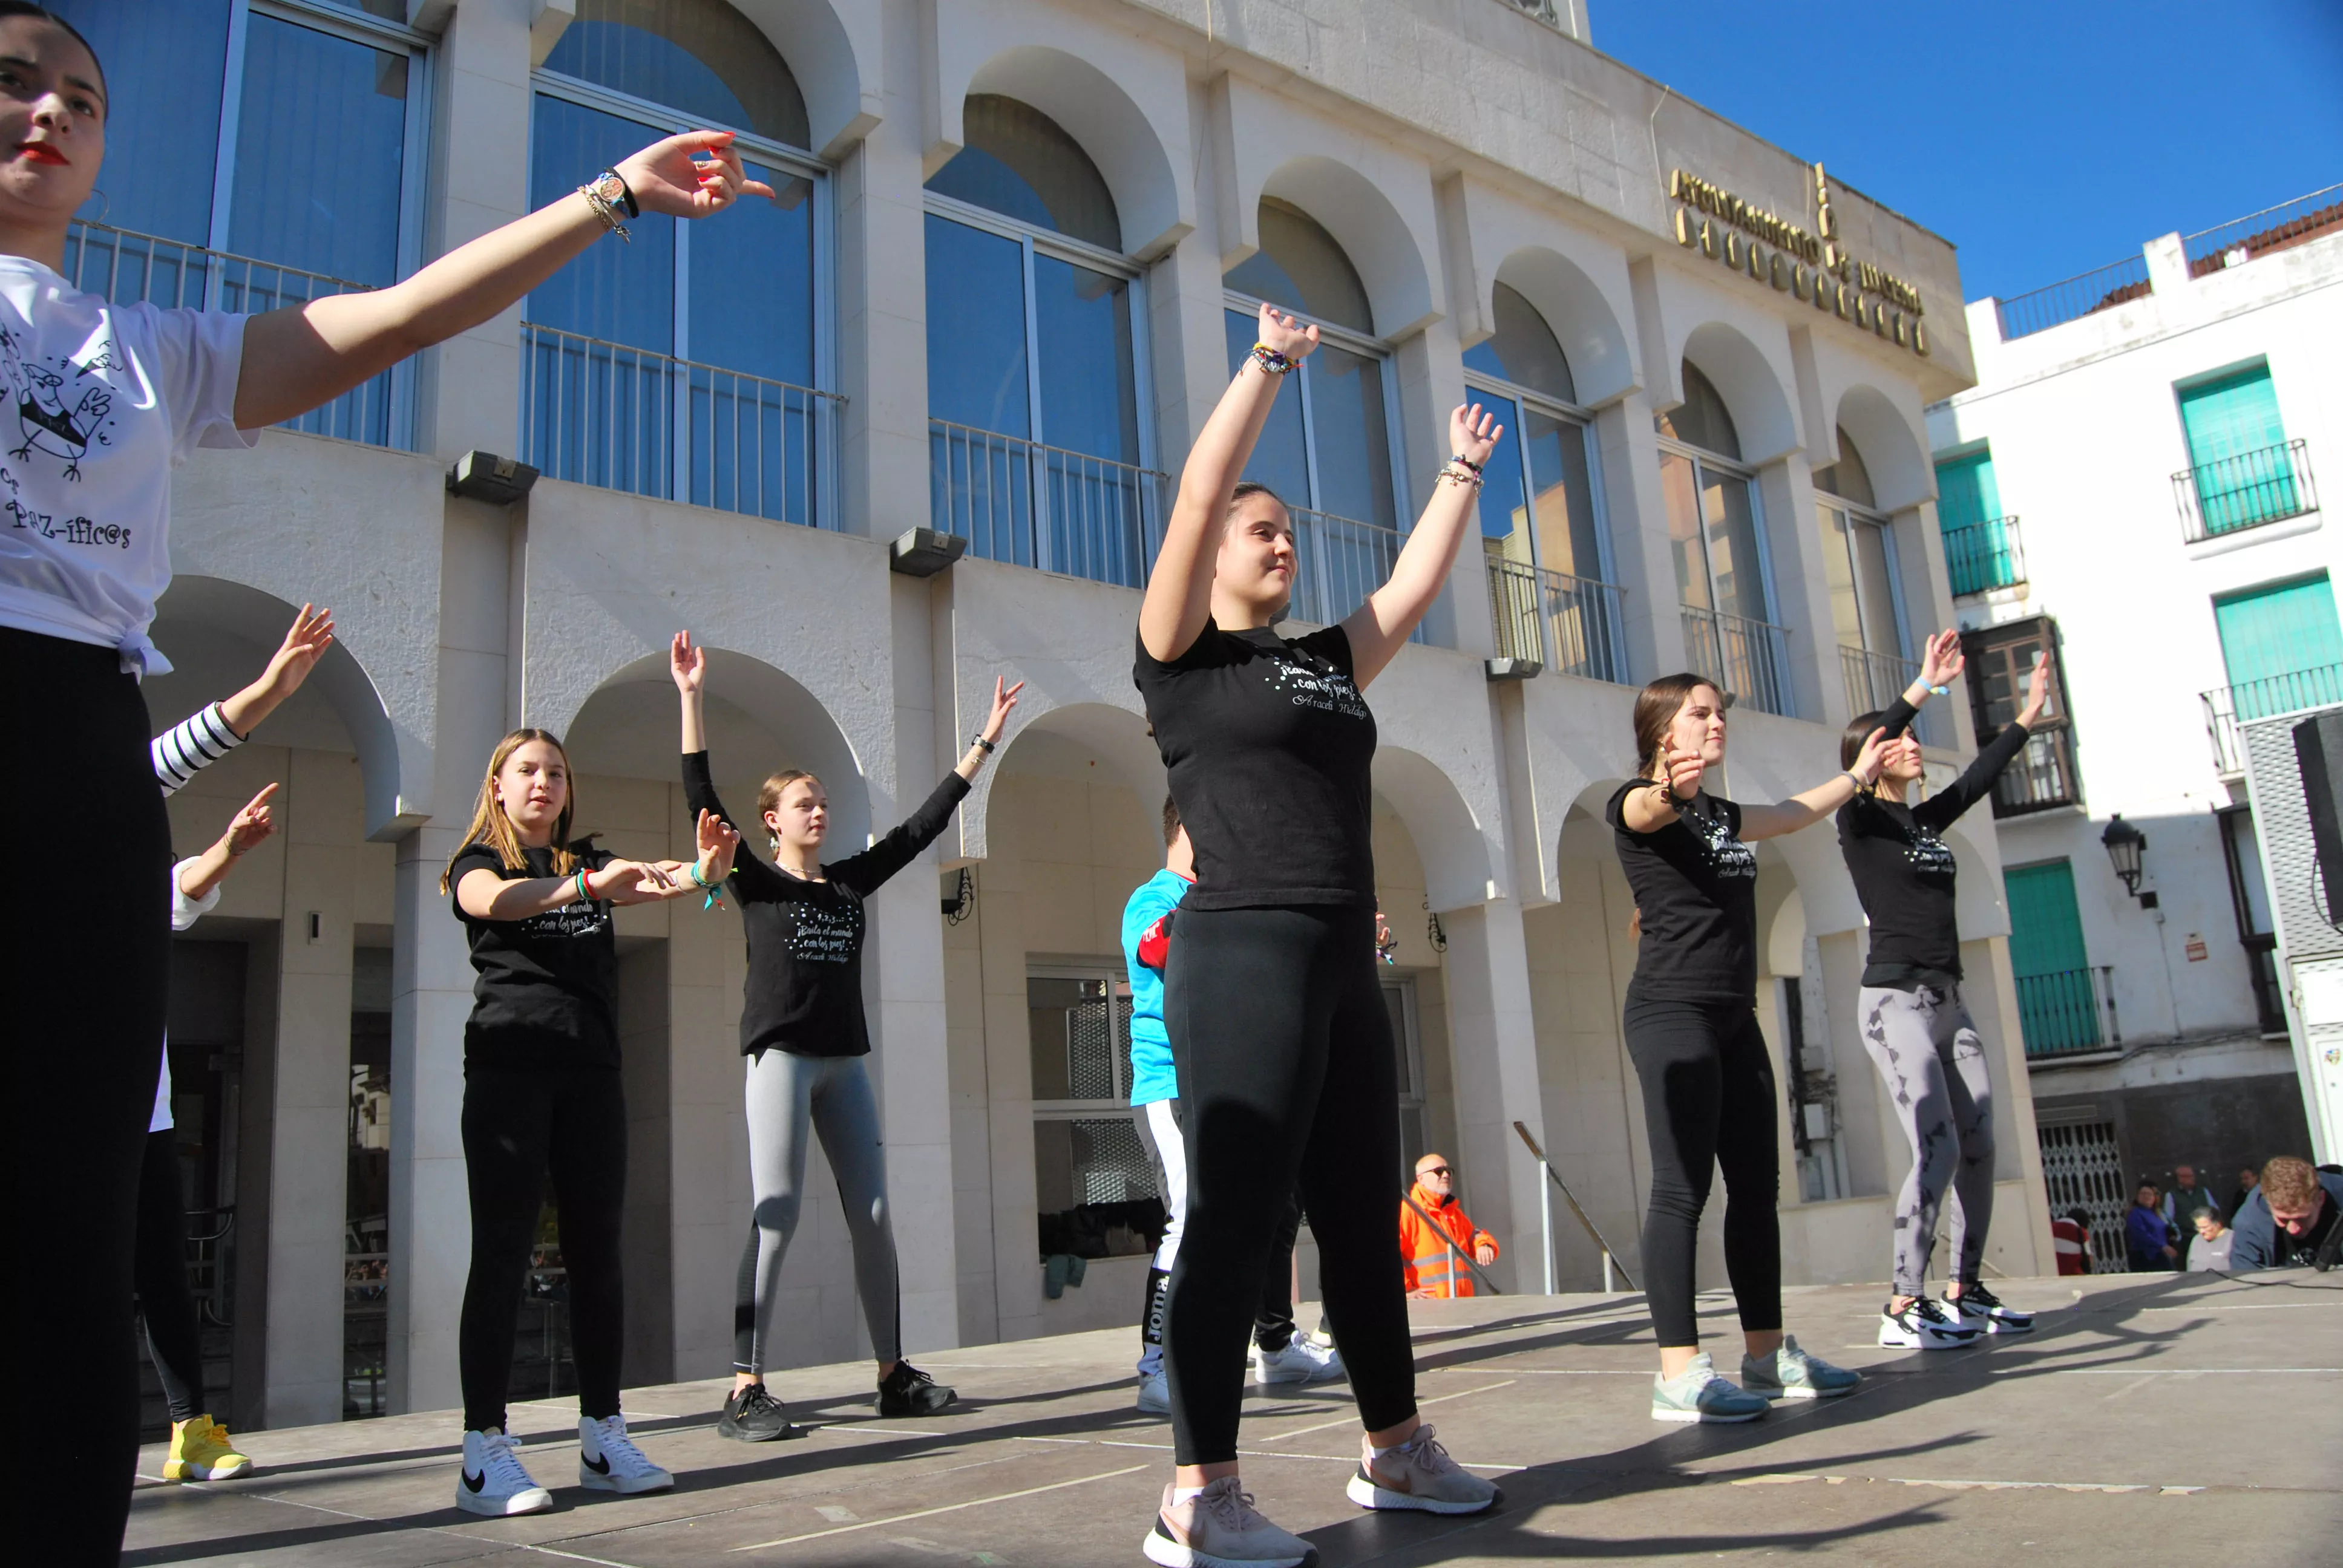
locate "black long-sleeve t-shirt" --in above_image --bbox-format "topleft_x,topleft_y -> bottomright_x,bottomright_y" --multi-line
1837,696 -> 2031,988
685,751 -> 969,1057
449,839 -> 621,1073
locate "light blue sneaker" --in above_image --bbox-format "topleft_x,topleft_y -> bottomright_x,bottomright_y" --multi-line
1650,1352 -> 1769,1423
1741,1334 -> 1861,1400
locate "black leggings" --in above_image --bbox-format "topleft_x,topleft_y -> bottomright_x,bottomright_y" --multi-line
459,1067 -> 628,1432
136,1128 -> 207,1424
1621,995 -> 1781,1347
1162,905 -> 1414,1465
0,629 -> 171,1563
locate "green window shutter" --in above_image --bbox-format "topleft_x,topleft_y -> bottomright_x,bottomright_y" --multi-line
1934,450 -> 2000,531
2180,365 -> 2296,533
2214,573 -> 2343,719
2004,860 -> 2100,1054
1935,450 -> 2015,594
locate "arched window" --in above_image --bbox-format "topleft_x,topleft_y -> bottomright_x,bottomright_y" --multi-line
1816,427 -> 1920,727
1221,200 -> 1404,628
523,0 -> 831,525
924,96 -> 1152,587
1463,283 -> 1620,681
1657,362 -> 1788,713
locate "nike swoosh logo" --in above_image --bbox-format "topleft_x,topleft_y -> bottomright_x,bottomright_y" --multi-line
462,1468 -> 487,1493
583,1452 -> 611,1475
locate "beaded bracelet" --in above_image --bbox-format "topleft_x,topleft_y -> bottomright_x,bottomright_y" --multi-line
1449,452 -> 1485,476
574,867 -> 594,904
578,176 -> 632,244
1249,342 -> 1297,376
1437,460 -> 1483,489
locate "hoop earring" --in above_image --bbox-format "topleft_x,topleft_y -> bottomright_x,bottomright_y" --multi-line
79,188 -> 108,226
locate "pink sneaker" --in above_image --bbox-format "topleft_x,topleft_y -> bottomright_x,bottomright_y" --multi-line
1142,1475 -> 1316,1567
1345,1424 -> 1500,1515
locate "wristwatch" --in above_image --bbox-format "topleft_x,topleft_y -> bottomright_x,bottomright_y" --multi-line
586,169 -> 639,219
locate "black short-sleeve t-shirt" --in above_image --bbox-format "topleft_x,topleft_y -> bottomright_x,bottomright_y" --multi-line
449,840 -> 620,1072
1605,781 -> 1758,1004
1134,619 -> 1377,909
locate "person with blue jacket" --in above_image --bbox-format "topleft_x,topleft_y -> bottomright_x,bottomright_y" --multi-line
1124,796 -> 1342,1414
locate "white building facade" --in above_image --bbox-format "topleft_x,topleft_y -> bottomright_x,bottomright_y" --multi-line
103,0 -> 2046,1437
1925,188 -> 2342,1261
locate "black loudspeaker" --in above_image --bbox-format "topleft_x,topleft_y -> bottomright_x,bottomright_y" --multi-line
2294,711 -> 2343,924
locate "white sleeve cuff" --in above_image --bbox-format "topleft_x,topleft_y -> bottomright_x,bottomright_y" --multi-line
171,857 -> 222,930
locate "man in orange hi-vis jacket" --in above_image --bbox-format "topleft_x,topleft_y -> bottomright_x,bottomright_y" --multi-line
1400,1153 -> 1499,1298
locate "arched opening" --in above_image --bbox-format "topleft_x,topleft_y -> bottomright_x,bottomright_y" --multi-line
1463,281 -> 1621,680
1816,423 -> 1923,727
1226,197 -> 1373,333
543,0 -> 810,148
924,96 -> 1150,586
1658,357 -> 1788,713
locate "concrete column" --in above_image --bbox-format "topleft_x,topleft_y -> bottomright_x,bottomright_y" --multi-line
1437,900 -> 1550,1292
836,34 -> 932,539
1596,391 -> 1690,682
261,748 -> 362,1428
1758,456 -> 1838,725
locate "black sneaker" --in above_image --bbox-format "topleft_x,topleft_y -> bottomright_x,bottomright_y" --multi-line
718,1382 -> 802,1442
1948,1282 -> 2035,1334
876,1361 -> 957,1417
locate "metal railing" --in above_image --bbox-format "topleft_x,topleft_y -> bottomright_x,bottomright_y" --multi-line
1487,557 -> 1628,682
2015,965 -> 2119,1059
2184,182 -> 2343,276
1682,604 -> 1793,717
1941,514 -> 2026,597
1839,644 -> 1944,747
62,219 -> 403,447
928,417 -> 1168,589
1287,502 -> 1427,643
1990,725 -> 2081,817
2174,438 -> 2316,541
2201,661 -> 2343,776
1994,254 -> 2152,341
520,322 -> 841,527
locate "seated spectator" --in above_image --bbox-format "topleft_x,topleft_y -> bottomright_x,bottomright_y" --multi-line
2225,1157 -> 2343,1272
2051,1206 -> 2092,1276
2184,1209 -> 2232,1272
2125,1183 -> 2177,1272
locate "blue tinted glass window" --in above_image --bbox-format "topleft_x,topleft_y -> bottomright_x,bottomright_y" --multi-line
1472,391 -> 1527,543
689,160 -> 813,385
229,16 -> 408,287
1225,310 -> 1308,505
542,0 -> 809,148
1524,408 -> 1602,580
1035,255 -> 1135,463
53,0 -> 230,244
925,214 -> 1028,437
1308,343 -> 1395,529
925,97 -> 1120,252
528,96 -> 677,350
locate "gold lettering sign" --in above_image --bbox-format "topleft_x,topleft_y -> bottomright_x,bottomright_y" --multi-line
1669,163 -> 1930,355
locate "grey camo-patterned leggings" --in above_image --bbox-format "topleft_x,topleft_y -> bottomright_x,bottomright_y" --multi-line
1860,983 -> 1995,1295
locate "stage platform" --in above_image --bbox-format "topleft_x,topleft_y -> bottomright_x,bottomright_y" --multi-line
124,1271 -> 2342,1566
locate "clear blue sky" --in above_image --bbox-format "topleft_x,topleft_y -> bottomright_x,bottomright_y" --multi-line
1590,0 -> 2343,304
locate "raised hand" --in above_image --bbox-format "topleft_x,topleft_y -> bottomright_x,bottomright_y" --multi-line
1256,301 -> 1320,362
2018,653 -> 2053,727
1848,726 -> 1891,786
224,783 -> 279,856
1918,627 -> 1964,691
695,808 -> 741,886
1450,403 -> 1504,469
1663,743 -> 1705,802
980,676 -> 1025,748
223,605 -> 335,736
595,858 -> 681,905
670,630 -> 707,694
616,131 -> 778,219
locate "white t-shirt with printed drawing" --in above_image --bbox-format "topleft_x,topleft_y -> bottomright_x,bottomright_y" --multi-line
0,255 -> 253,675
153,857 -> 223,1134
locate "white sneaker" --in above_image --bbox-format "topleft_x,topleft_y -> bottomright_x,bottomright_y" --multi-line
1252,1336 -> 1345,1386
1945,1282 -> 2035,1334
456,1428 -> 552,1517
578,1413 -> 673,1494
1136,1370 -> 1170,1414
1878,1296 -> 1981,1350
1142,1477 -> 1314,1567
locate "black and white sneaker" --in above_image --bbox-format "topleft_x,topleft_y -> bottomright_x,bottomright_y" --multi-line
1947,1283 -> 2034,1334
578,1413 -> 672,1494
1878,1296 -> 1980,1350
718,1382 -> 802,1442
456,1427 -> 552,1517
876,1361 -> 957,1417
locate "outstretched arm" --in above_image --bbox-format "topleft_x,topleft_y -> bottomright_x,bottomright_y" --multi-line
234,133 -> 775,430
1342,404 -> 1501,688
1741,728 -> 1889,840
218,604 -> 336,737
1916,653 -> 2048,831
176,785 -> 280,905
1137,303 -> 1317,663
672,630 -> 709,756
952,676 -> 1023,781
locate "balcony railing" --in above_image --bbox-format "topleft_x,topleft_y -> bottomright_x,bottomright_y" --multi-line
2184,182 -> 2343,277
64,219 -> 404,448
520,323 -> 840,526
1839,644 -> 1944,748
1994,255 -> 2152,341
1990,725 -> 2080,817
2201,661 -> 2343,776
1488,558 -> 1628,682
2173,439 -> 2317,542
1287,503 -> 1429,644
928,418 -> 1168,589
1682,605 -> 1793,717
2016,965 -> 2120,1059
1941,514 -> 2026,598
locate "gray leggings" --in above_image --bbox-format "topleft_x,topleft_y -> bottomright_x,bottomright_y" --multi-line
733,1050 -> 900,1371
1858,983 -> 1996,1295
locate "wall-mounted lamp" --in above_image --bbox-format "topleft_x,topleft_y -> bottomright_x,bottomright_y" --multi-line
2102,814 -> 2149,903
447,449 -> 538,505
891,527 -> 967,577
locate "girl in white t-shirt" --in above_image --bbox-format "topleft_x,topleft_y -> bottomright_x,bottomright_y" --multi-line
0,9 -> 775,1551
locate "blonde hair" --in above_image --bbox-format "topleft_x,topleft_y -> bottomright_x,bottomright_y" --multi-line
439,728 -> 580,893
757,769 -> 822,850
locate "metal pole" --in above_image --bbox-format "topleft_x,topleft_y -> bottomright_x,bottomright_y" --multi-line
1541,1174 -> 1555,1295
1602,1250 -> 1616,1294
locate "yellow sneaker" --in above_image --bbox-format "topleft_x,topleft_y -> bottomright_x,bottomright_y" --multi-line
164,1416 -> 252,1481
